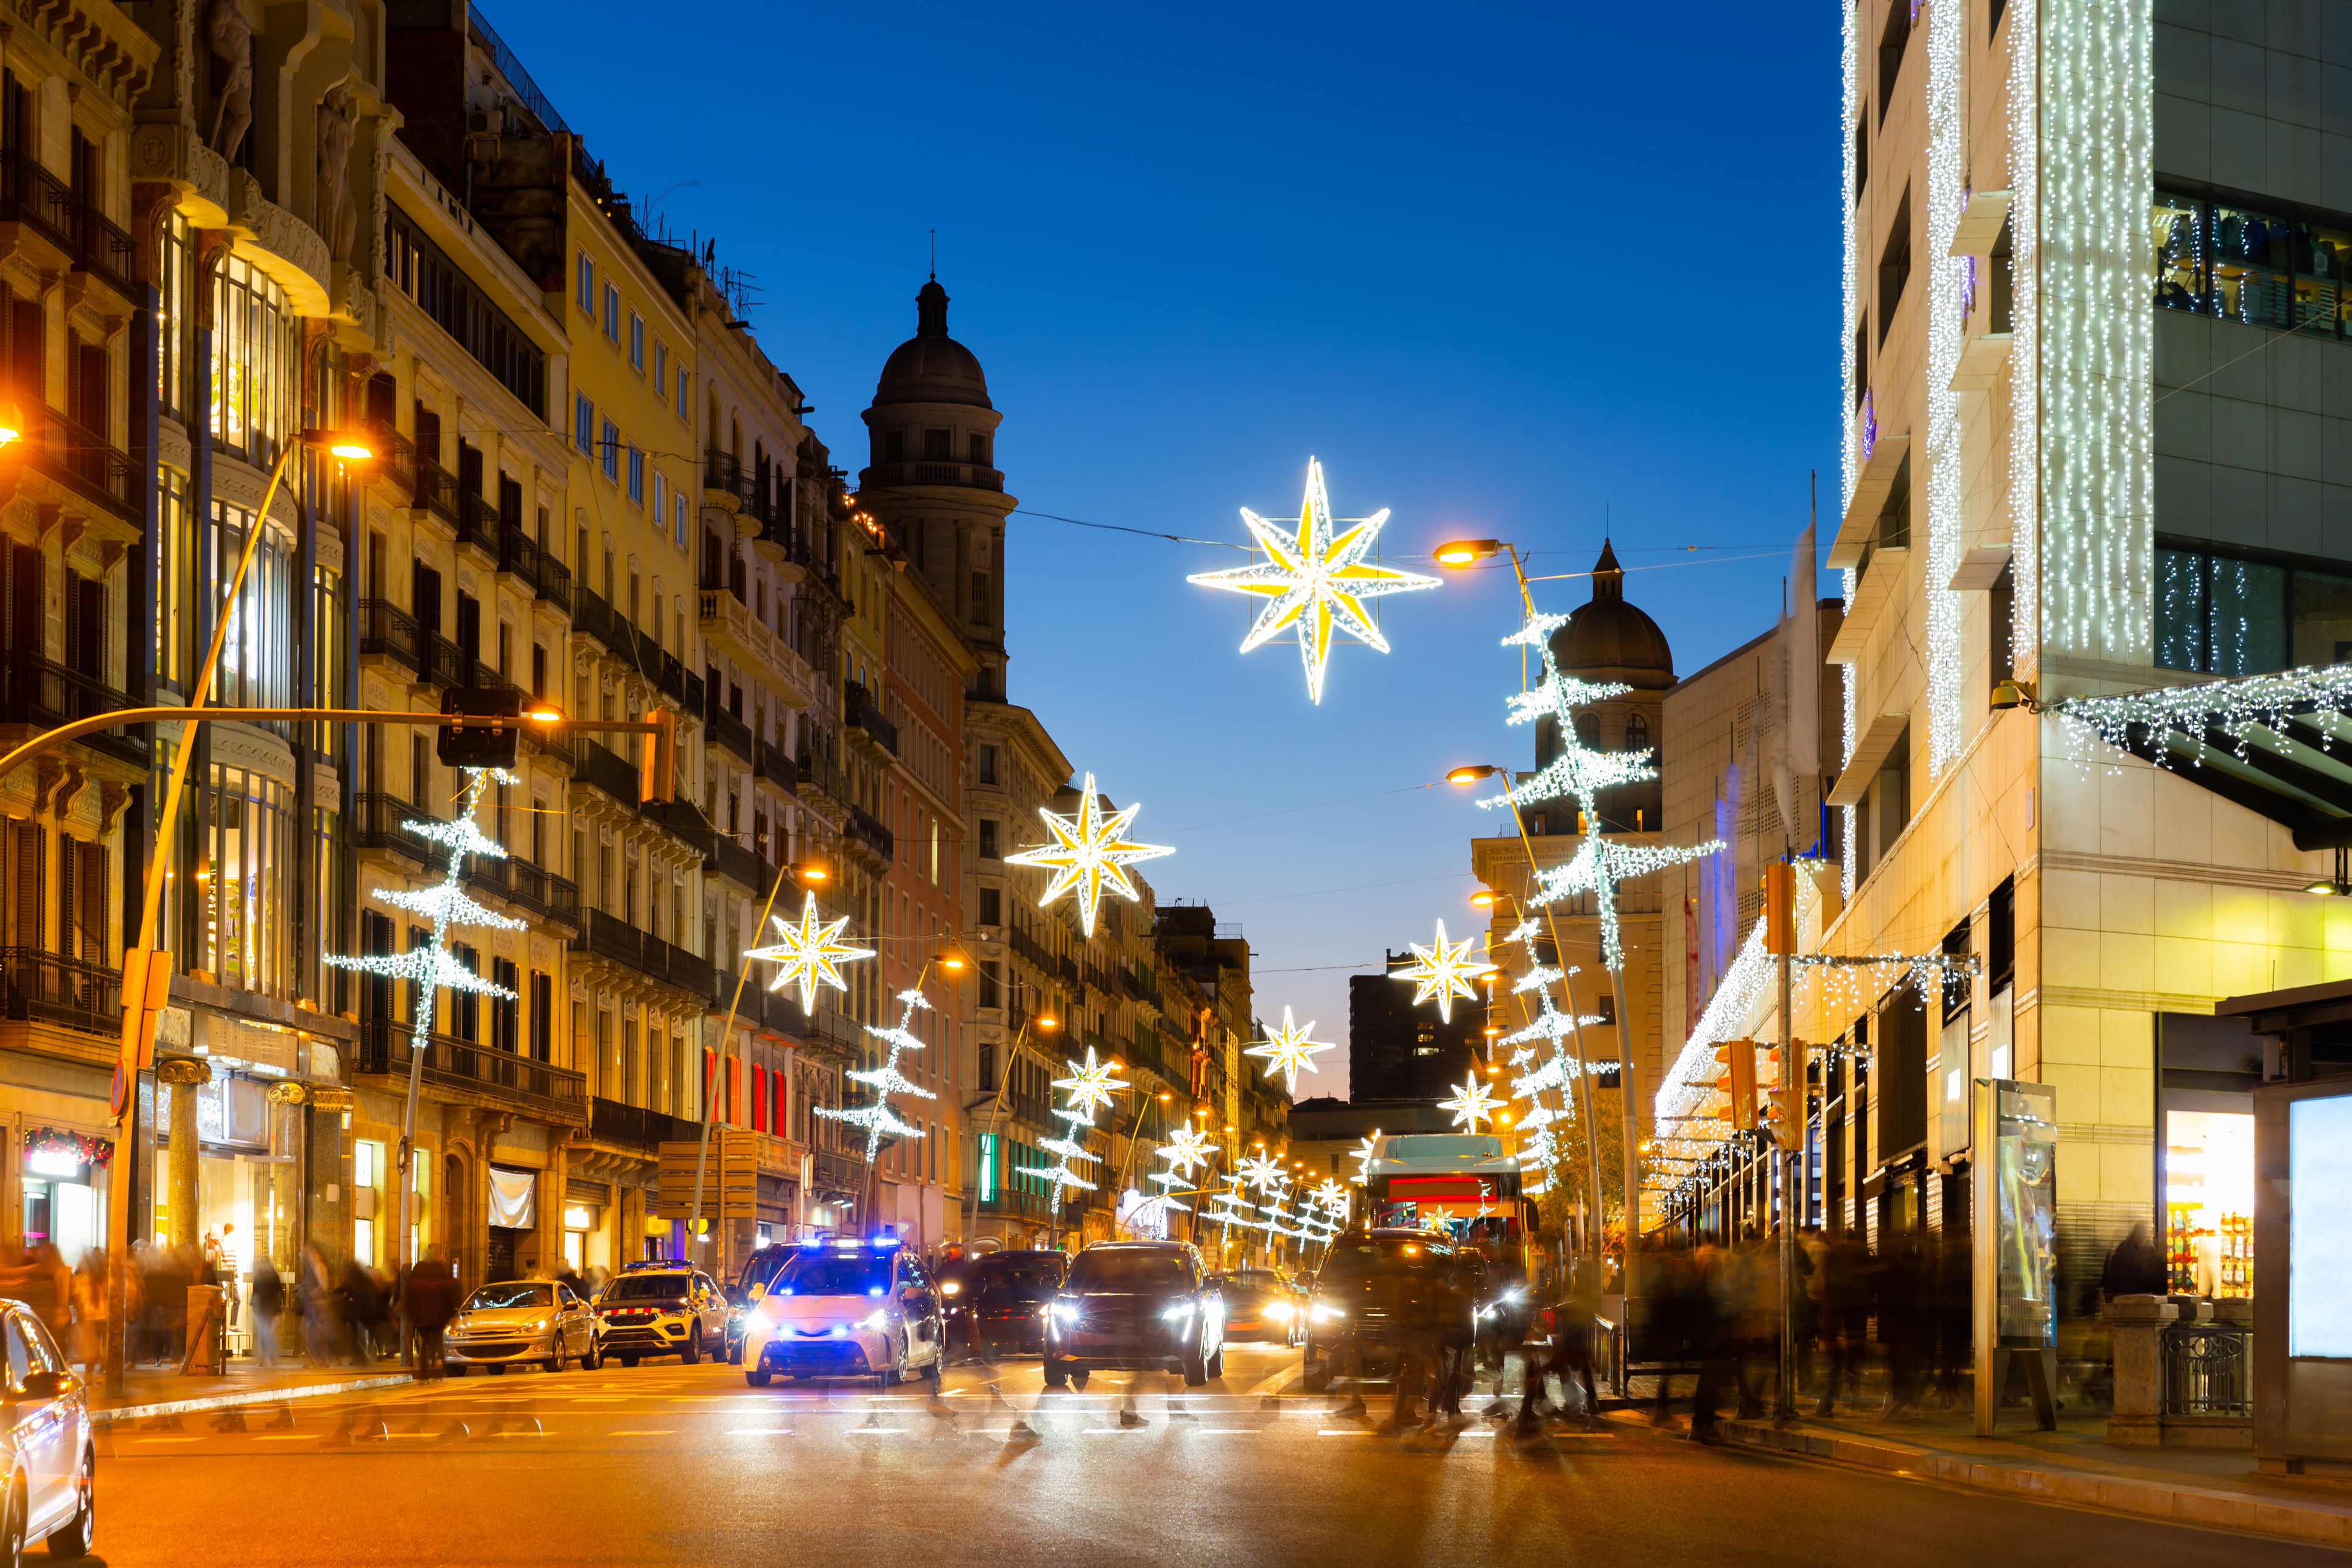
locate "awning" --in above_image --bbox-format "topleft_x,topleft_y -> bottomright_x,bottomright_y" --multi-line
2077,701 -> 2352,851
1829,713 -> 1912,807
1829,434 -> 1911,570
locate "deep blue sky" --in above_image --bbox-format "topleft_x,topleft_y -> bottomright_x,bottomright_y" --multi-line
495,1 -> 1842,1096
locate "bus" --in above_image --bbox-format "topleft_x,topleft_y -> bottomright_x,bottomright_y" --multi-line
1362,1133 -> 1535,1285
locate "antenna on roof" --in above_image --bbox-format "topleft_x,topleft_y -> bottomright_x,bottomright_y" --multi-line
929,228 -> 936,281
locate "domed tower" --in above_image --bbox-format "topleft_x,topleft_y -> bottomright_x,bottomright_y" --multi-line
1538,541 -> 1673,832
858,278 -> 1018,694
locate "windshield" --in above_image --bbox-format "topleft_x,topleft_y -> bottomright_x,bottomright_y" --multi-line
464,1283 -> 551,1311
1317,1238 -> 1445,1286
1067,1250 -> 1189,1292
976,1257 -> 1063,1290
773,1254 -> 892,1297
603,1274 -> 691,1301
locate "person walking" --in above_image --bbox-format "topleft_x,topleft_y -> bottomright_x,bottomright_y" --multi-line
405,1246 -> 458,1380
68,1249 -> 107,1379
248,1254 -> 285,1368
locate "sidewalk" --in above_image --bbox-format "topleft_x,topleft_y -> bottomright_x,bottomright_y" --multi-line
1707,1405 -> 2352,1549
87,1362 -> 416,1426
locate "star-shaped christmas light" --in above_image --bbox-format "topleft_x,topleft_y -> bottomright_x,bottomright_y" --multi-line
1245,1006 -> 1335,1092
1238,1151 -> 1290,1195
1438,1074 -> 1503,1134
1155,1122 -> 1218,1178
1003,772 -> 1173,937
1188,457 -> 1440,704
1393,919 -> 1488,1024
1349,1131 -> 1382,1185
742,893 -> 875,1013
1052,1046 -> 1129,1119
1312,1179 -> 1350,1219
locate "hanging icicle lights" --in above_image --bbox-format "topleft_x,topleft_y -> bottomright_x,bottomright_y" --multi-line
814,987 -> 938,1162
2055,665 -> 2352,771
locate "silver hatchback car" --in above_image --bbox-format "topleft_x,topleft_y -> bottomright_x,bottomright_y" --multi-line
444,1279 -> 603,1374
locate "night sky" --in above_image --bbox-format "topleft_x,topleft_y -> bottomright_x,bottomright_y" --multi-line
494,0 -> 1843,1094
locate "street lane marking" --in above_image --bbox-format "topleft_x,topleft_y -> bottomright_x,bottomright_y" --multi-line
725,1427 -> 793,1435
608,1430 -> 674,1436
131,1437 -> 200,1443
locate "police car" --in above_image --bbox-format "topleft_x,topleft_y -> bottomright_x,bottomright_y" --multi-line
740,1236 -> 945,1387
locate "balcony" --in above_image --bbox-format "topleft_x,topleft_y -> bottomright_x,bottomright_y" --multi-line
575,738 -> 639,805
495,525 -> 542,593
567,909 -> 715,1002
536,551 -> 573,614
572,585 -> 617,651
352,1018 -> 587,1121
363,423 -> 416,501
642,796 -> 716,858
794,744 -> 853,814
708,830 -> 766,893
589,1095 -> 698,1155
698,587 -> 783,685
0,948 -> 121,1041
422,631 -> 467,691
411,454 -> 461,527
0,659 -> 144,770
28,407 -> 138,527
503,858 -> 582,931
350,791 -> 438,866
705,695 -> 754,766
844,681 -> 898,755
357,598 -> 424,676
847,805 -> 894,864
74,203 -> 135,301
811,1147 -> 864,1199
754,738 -> 797,791
860,460 -> 1004,493
702,450 -> 752,509
0,147 -> 74,262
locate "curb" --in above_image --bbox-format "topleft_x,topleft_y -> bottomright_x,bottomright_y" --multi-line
1718,1418 -> 2352,1550
90,1373 -> 417,1427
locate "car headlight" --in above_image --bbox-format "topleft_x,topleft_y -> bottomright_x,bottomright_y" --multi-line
940,1280 -> 962,1297
1049,1302 -> 1080,1323
1264,1301 -> 1295,1322
1310,1303 -> 1345,1323
1161,1303 -> 1195,1323
756,1297 -> 789,1325
856,1310 -> 889,1332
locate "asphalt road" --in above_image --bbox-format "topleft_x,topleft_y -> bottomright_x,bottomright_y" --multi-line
85,1342 -> 2320,1566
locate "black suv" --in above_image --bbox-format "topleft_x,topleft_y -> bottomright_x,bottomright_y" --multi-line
1043,1241 -> 1224,1388
1301,1228 -> 1480,1392
946,1250 -> 1066,1357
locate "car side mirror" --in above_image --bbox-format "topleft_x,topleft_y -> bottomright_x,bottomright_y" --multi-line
15,1370 -> 66,1401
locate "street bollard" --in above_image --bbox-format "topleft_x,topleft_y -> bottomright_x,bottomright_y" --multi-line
2104,1293 -> 2178,1446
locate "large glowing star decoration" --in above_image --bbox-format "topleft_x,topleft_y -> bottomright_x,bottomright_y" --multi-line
1348,1131 -> 1382,1185
1245,1007 -> 1336,1092
1438,1074 -> 1503,1134
1053,1046 -> 1129,1120
741,894 -> 875,1013
1188,457 -> 1440,704
1155,1123 -> 1219,1178
1393,919 -> 1487,1024
1003,772 -> 1173,938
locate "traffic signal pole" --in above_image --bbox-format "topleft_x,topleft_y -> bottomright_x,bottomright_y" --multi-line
1765,858 -> 1799,1424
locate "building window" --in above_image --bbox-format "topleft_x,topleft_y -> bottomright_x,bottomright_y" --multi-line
2154,542 -> 2352,676
923,428 -> 952,461
654,342 -> 667,396
971,573 -> 991,626
978,819 -> 998,859
211,254 -> 294,466
158,211 -> 192,419
1625,712 -> 1650,754
575,394 -> 594,455
979,886 -> 1001,926
675,369 -> 688,421
387,205 -> 548,416
208,501 -> 298,717
603,282 -> 620,341
577,252 -> 595,312
652,471 -> 667,527
978,744 -> 998,785
968,432 -> 989,466
628,311 -> 644,370
884,430 -> 905,464
601,419 -> 620,481
673,492 -> 687,549
628,446 -> 645,504
2152,189 -> 2352,336
202,764 -> 295,996
1877,0 -> 1910,123
1877,185 -> 1911,346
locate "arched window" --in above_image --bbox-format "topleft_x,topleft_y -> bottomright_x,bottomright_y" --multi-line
1626,712 -> 1651,754
1574,714 -> 1600,749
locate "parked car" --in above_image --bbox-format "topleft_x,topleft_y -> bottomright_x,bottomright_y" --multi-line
1213,1267 -> 1303,1345
592,1265 -> 730,1366
445,1279 -> 604,1374
1300,1228 -> 1479,1394
741,1236 -> 945,1387
1044,1241 -> 1223,1388
0,1303 -> 92,1558
948,1250 -> 1066,1356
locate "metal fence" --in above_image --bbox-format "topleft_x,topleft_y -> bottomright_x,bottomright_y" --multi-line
2160,1320 -> 2250,1418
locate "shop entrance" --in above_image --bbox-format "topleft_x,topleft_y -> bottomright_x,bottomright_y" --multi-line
486,1226 -> 521,1283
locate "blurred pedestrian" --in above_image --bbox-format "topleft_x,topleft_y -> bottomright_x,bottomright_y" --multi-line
405,1246 -> 458,1379
1878,1231 -> 1928,1418
69,1248 -> 107,1379
337,1256 -> 382,1365
248,1254 -> 285,1368
1932,1225 -> 1970,1409
32,1241 -> 71,1351
1687,1244 -> 1732,1443
1815,1231 -> 1870,1417
2101,1222 -> 2166,1303
300,1246 -> 340,1366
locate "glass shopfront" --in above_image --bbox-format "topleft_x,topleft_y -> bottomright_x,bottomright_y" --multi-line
21,1129 -> 112,1264
2165,1107 -> 2254,1298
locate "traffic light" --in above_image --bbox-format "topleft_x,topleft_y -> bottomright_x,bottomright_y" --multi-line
639,706 -> 677,803
1762,1045 -> 1804,1151
437,687 -> 522,769
1763,862 -> 1794,955
1713,1038 -> 1757,1129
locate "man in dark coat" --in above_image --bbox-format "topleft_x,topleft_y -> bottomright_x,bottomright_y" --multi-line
405,1247 -> 460,1379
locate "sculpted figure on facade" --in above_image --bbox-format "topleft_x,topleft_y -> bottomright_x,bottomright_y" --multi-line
204,0 -> 252,160
317,79 -> 357,267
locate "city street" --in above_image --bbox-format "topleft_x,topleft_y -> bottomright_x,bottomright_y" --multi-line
88,1345 -> 2322,1566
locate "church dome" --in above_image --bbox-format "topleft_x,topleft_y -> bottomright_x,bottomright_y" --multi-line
873,279 -> 992,409
1550,540 -> 1674,688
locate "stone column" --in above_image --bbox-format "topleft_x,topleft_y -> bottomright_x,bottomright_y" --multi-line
2105,1293 -> 2179,1444
264,1082 -> 311,1272
155,1057 -> 213,1248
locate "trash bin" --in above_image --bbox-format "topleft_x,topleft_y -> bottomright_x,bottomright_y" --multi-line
183,1284 -> 226,1374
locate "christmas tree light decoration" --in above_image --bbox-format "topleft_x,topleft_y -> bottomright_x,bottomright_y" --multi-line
1438,1074 -> 1502,1134
1393,919 -> 1484,1024
327,769 -> 524,1030
1348,1131 -> 1381,1185
1187,457 -> 1440,704
814,987 -> 938,1162
1052,1046 -> 1129,1119
741,893 -> 875,1013
1245,1006 -> 1335,1092
1312,1179 -> 1350,1220
1003,772 -> 1172,938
